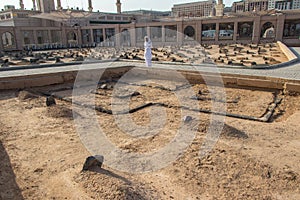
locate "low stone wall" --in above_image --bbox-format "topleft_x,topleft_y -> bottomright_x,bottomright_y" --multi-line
0,66 -> 132,90
1,66 -> 300,93
277,41 -> 298,61
284,82 -> 300,94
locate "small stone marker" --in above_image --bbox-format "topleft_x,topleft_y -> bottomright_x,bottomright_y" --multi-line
46,96 -> 56,107
99,84 -> 108,89
82,155 -> 104,171
54,57 -> 61,63
183,115 -> 193,123
74,55 -> 84,61
1,59 -> 9,67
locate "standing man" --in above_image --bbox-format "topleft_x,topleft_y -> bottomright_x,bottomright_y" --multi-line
144,36 -> 152,67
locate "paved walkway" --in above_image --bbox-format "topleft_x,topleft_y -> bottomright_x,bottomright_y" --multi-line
0,47 -> 300,81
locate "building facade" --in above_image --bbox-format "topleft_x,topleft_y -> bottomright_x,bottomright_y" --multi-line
122,10 -> 171,17
232,0 -> 269,12
172,0 -> 216,17
268,0 -> 300,10
232,0 -> 300,13
1,0 -> 300,52
292,0 -> 300,9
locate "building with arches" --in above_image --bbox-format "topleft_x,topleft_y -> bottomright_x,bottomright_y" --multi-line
0,0 -> 300,51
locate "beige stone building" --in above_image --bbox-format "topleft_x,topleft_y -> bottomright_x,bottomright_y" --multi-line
268,0 -> 300,10
232,0 -> 269,12
172,0 -> 216,17
1,0 -> 300,52
232,0 -> 300,13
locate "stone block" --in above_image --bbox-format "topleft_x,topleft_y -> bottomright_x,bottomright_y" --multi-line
237,78 -> 283,89
284,82 -> 300,93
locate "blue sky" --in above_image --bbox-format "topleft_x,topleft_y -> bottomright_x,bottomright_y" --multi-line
6,0 -> 235,12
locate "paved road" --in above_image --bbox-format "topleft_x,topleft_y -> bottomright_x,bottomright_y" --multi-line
0,47 -> 300,81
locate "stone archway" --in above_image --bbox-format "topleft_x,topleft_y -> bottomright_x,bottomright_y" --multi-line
261,22 -> 275,38
1,31 -> 15,48
184,26 -> 195,39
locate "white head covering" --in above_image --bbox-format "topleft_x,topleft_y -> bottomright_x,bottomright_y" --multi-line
144,36 -> 152,48
144,36 -> 150,42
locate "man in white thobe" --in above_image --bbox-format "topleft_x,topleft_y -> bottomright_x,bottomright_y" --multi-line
144,36 -> 152,67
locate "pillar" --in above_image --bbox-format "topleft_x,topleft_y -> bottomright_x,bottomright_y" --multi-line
103,28 -> 106,43
90,29 -> 94,43
12,29 -> 18,50
233,21 -> 238,42
215,22 -> 220,42
33,30 -> 38,45
0,35 -> 3,51
36,0 -> 40,11
77,28 -> 82,47
32,0 -> 36,11
130,26 -> 136,47
116,0 -> 122,14
48,30 -> 52,43
275,14 -> 285,41
177,21 -> 184,45
61,27 -> 67,47
115,25 -> 121,47
162,26 -> 166,42
57,0 -> 62,10
88,0 -> 93,12
197,21 -> 202,43
20,0 -> 24,10
37,0 -> 55,13
252,16 -> 261,44
215,0 -> 224,17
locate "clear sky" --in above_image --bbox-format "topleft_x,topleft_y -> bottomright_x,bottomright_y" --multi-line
6,0 -> 235,12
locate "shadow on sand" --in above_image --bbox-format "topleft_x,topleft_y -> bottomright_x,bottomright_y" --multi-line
222,123 -> 249,139
87,166 -> 132,184
0,142 -> 24,200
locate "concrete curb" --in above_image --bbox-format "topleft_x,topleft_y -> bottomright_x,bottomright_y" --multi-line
0,59 -> 118,72
1,65 -> 300,93
284,82 -> 300,93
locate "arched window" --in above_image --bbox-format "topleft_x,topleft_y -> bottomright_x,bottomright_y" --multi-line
261,22 -> 275,38
184,26 -> 195,39
2,32 -> 15,47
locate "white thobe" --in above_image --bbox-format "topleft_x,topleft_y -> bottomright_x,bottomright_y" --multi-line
144,41 -> 152,67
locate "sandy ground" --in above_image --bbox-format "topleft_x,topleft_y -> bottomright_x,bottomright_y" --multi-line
0,81 -> 300,200
1,43 -> 288,68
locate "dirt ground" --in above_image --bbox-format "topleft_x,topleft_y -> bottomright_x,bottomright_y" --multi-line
1,43 -> 288,69
205,43 -> 288,67
0,81 -> 300,200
